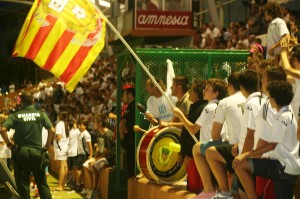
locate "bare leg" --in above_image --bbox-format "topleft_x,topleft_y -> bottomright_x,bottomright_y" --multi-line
206,147 -> 229,192
57,160 -> 68,190
75,167 -> 82,186
83,166 -> 93,190
235,160 -> 257,199
192,142 -> 214,192
92,166 -> 100,190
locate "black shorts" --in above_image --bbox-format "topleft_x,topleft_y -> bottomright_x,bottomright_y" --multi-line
67,156 -> 76,170
249,158 -> 297,199
74,154 -> 88,169
215,144 -> 235,173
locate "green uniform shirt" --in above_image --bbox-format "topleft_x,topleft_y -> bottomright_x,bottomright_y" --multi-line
3,105 -> 53,149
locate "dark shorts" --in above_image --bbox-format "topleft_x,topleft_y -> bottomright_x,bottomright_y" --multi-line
67,156 -> 76,170
74,154 -> 88,169
215,144 -> 235,173
249,158 -> 297,199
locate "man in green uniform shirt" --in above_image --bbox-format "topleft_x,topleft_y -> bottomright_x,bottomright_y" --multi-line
0,91 -> 55,199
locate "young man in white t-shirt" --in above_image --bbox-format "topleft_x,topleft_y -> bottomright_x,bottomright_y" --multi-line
201,70 -> 265,199
264,2 -> 290,59
74,120 -> 93,192
254,67 -> 288,198
190,72 -> 246,199
173,78 -> 228,142
234,80 -> 300,199
144,78 -> 176,125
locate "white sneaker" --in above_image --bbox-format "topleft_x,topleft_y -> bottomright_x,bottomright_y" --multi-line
212,192 -> 233,199
80,188 -> 88,195
189,191 -> 216,199
85,189 -> 93,199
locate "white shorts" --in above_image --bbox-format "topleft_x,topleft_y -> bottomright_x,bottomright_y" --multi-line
83,157 -> 108,171
54,145 -> 68,160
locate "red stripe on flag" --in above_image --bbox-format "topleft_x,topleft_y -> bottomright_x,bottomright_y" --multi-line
59,19 -> 102,84
59,44 -> 93,83
42,30 -> 76,71
25,15 -> 57,60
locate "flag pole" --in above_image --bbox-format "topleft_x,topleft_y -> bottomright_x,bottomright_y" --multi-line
98,12 -> 174,108
97,8 -> 199,143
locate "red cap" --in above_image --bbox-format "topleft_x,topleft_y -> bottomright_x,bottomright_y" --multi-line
122,83 -> 135,90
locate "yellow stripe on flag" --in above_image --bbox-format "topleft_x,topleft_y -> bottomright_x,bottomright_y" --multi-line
34,21 -> 66,66
49,33 -> 85,77
13,0 -> 39,56
66,23 -> 106,92
13,0 -> 106,93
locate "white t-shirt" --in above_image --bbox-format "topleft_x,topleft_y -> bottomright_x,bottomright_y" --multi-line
254,101 -> 276,149
0,129 -> 14,159
68,127 -> 80,157
291,78 -> 300,121
147,92 -> 177,122
214,91 -> 246,144
263,106 -> 300,175
196,99 -> 219,141
238,92 -> 266,154
44,86 -> 53,97
42,127 -> 48,148
266,17 -> 289,59
77,130 -> 91,155
54,121 -> 69,151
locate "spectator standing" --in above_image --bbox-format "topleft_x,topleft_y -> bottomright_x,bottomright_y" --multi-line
264,2 -> 290,59
119,86 -> 136,179
53,112 -> 69,191
0,91 -> 55,199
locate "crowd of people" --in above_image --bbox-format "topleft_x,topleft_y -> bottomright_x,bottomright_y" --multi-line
0,1 -> 300,199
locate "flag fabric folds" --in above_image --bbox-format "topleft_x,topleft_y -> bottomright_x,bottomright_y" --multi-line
13,0 -> 106,92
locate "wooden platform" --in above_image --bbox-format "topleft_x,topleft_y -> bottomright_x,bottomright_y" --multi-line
128,177 -> 195,199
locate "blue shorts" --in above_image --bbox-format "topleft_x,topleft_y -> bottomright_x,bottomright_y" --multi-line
200,140 -> 228,156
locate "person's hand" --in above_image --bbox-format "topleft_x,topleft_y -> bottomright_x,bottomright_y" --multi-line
177,153 -> 183,165
159,121 -> 169,128
231,144 -> 238,157
172,107 -> 182,118
7,142 -> 15,150
88,158 -> 95,166
268,47 -> 274,57
232,152 -> 249,170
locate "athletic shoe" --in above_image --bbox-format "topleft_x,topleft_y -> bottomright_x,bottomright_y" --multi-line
90,190 -> 98,199
212,192 -> 233,199
80,188 -> 88,195
85,189 -> 93,199
190,191 -> 216,199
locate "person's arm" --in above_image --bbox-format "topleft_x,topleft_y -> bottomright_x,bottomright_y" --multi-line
87,141 -> 93,159
159,120 -> 183,128
268,34 -> 290,57
211,122 -> 223,141
297,119 -> 300,142
280,48 -> 300,79
254,138 -> 268,158
232,142 -> 277,169
172,107 -> 200,134
119,118 -> 126,140
144,112 -> 159,125
241,128 -> 255,153
0,127 -> 14,149
45,127 -> 55,148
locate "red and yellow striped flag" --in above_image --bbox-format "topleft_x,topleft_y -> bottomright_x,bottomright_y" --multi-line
13,0 -> 106,92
